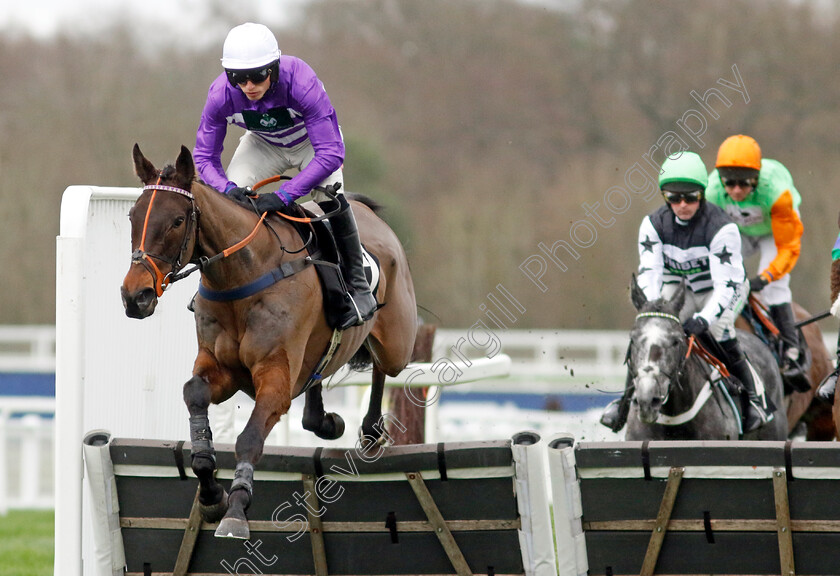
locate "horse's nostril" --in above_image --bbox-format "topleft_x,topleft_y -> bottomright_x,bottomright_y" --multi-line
136,288 -> 155,306
123,286 -> 157,319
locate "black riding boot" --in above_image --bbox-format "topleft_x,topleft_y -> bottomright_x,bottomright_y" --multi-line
768,303 -> 806,380
600,372 -> 633,433
322,195 -> 378,330
720,338 -> 772,433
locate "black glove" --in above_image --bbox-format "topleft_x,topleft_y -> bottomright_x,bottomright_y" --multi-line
226,186 -> 252,203
253,192 -> 289,214
749,275 -> 769,293
683,316 -> 709,337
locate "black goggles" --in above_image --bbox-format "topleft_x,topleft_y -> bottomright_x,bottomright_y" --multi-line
225,65 -> 272,86
723,178 -> 757,189
663,190 -> 702,204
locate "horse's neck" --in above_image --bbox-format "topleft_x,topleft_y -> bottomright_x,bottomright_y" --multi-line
192,185 -> 295,284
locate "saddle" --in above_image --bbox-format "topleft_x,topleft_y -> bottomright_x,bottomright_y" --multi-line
282,203 -> 380,330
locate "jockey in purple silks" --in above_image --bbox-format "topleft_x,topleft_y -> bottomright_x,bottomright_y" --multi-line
194,22 -> 377,330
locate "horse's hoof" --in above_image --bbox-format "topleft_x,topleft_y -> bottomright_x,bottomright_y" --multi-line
199,489 -> 228,524
314,412 -> 345,440
358,426 -> 388,447
215,516 -> 250,540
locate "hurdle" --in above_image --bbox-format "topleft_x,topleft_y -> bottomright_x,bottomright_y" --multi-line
57,186 -> 514,575
574,440 -> 840,575
82,429 -> 556,576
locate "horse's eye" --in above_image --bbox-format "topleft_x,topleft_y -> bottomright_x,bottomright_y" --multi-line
173,216 -> 185,228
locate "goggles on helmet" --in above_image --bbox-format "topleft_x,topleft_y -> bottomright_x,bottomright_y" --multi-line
723,178 -> 757,189
663,190 -> 702,204
225,64 -> 273,86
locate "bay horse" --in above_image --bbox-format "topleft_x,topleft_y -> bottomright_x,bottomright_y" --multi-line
625,277 -> 788,441
736,298 -> 835,440
121,145 -> 417,539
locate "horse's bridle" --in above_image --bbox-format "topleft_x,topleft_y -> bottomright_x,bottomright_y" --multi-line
132,181 -> 199,297
132,178 -> 284,298
627,311 -> 689,400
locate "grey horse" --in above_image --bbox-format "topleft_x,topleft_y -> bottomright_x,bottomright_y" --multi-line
625,278 -> 788,441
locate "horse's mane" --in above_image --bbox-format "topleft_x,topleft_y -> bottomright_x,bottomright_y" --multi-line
159,164 -> 178,180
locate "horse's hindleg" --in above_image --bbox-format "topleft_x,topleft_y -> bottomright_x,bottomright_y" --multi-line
360,365 -> 387,443
216,389 -> 288,540
302,383 -> 346,440
183,375 -> 228,523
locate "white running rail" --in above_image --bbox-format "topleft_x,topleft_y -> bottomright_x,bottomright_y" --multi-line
1,325 -> 835,383
0,397 -> 55,514
0,325 -> 55,373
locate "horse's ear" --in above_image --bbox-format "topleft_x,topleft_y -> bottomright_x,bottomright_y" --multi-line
132,143 -> 158,185
630,273 -> 647,311
175,145 -> 195,186
668,279 -> 687,313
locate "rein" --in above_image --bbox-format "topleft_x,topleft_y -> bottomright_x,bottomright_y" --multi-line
249,176 -> 343,223
133,179 -> 271,296
633,311 -> 730,378
627,312 -> 729,426
686,335 -> 731,379
630,310 -> 734,427
748,295 -> 780,337
133,175 -> 346,299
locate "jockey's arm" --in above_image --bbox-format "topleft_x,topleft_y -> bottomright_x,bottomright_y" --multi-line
194,77 -> 234,193
282,113 -> 344,201
761,189 -> 803,283
280,65 -> 345,201
699,222 -> 746,325
636,216 -> 664,301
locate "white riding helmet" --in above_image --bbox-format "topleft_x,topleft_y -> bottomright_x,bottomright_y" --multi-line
221,23 -> 281,70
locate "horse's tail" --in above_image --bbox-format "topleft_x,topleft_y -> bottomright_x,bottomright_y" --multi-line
346,192 -> 383,214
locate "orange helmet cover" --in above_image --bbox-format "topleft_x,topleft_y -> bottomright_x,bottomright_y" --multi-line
716,134 -> 762,170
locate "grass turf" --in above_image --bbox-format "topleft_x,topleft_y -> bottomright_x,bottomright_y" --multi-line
0,509 -> 54,575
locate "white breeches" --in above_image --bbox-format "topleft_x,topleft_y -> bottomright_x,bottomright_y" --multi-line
740,234 -> 792,306
226,131 -> 344,203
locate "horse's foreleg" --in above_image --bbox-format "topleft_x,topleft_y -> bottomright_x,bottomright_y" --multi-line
360,366 -> 387,442
183,374 -> 228,523
215,382 -> 290,540
302,383 -> 346,440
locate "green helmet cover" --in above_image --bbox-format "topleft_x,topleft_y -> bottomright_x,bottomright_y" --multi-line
659,151 -> 708,191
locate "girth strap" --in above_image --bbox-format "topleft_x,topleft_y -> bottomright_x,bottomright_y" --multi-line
198,255 -> 313,302
300,329 -> 344,395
